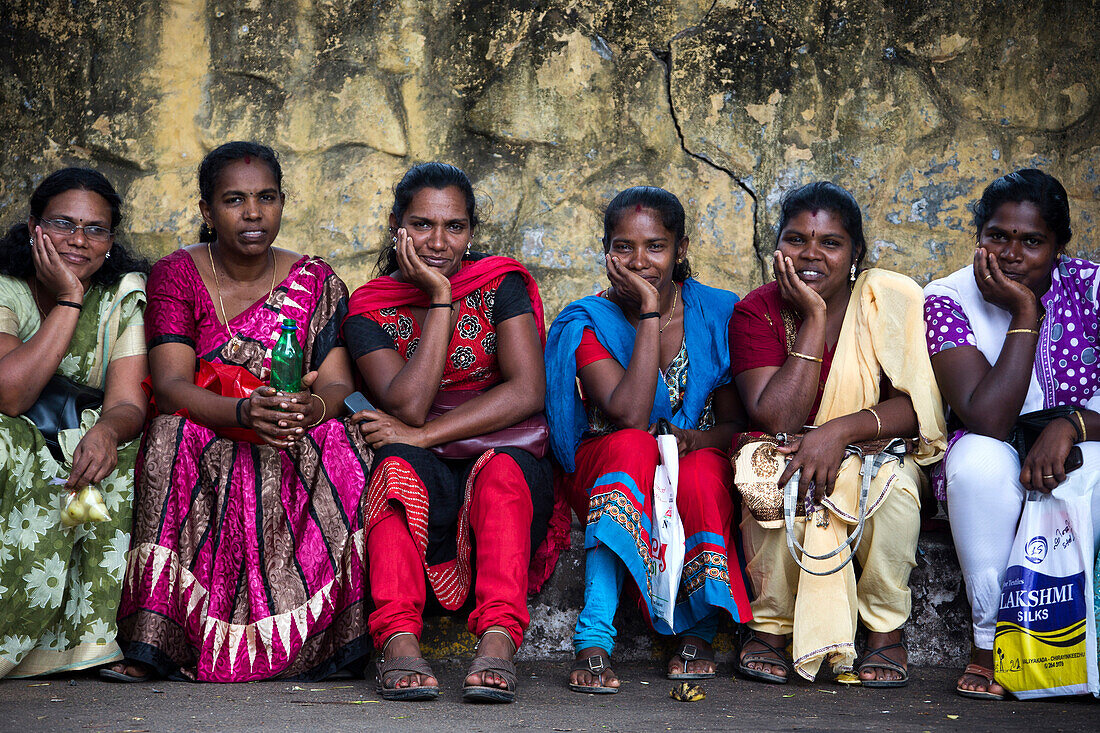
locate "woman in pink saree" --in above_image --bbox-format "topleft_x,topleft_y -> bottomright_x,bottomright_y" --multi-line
111,142 -> 371,682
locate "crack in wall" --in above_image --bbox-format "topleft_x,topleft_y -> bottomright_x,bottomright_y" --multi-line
655,45 -> 768,284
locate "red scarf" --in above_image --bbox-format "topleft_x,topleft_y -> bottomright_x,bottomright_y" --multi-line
346,255 -> 546,343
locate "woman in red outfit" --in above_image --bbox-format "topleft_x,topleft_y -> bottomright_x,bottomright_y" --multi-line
545,186 -> 752,693
342,163 -> 565,703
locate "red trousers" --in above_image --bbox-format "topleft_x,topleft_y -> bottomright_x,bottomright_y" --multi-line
367,452 -> 533,650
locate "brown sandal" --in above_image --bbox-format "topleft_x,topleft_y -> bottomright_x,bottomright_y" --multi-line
955,663 -> 1005,701
376,655 -> 440,701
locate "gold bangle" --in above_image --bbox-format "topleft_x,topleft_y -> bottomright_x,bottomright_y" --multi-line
789,351 -> 823,364
308,394 -> 327,428
1006,328 -> 1039,336
862,407 -> 882,438
1075,410 -> 1087,443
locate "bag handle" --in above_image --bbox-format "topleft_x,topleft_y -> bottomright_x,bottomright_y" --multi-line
782,439 -> 906,576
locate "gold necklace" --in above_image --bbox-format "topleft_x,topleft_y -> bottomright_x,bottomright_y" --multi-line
660,283 -> 678,334
208,242 -> 277,339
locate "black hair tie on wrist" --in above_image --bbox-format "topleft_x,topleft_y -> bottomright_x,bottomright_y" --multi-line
56,300 -> 83,311
638,311 -> 660,320
428,303 -> 453,309
236,397 -> 248,427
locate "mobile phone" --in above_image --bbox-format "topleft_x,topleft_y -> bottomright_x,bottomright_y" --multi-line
1065,445 -> 1083,473
343,391 -> 375,422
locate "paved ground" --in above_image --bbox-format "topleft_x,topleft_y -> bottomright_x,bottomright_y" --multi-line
0,662 -> 1095,732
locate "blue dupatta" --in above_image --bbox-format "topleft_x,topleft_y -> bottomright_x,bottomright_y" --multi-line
545,278 -> 739,472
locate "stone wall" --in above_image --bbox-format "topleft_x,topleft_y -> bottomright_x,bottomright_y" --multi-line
1,0 -> 1098,315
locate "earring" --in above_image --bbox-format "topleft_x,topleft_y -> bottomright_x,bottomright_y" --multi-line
466,242 -> 472,256
105,250 -> 111,259
849,264 -> 857,282
676,258 -> 684,264
28,237 -> 33,246
391,235 -> 397,245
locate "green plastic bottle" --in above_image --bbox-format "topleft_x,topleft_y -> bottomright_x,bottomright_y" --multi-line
270,319 -> 302,393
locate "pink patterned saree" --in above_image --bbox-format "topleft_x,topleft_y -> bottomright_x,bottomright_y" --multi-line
117,250 -> 372,681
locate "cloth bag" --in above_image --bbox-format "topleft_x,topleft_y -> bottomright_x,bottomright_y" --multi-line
648,425 -> 685,632
994,484 -> 1099,699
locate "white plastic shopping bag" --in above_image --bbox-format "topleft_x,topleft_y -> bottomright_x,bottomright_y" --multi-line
649,429 -> 685,633
994,482 -> 1099,698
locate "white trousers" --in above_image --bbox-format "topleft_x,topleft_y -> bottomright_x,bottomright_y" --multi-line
944,433 -> 1100,649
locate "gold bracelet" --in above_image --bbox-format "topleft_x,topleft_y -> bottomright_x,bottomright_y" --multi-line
308,394 -> 327,428
1006,328 -> 1039,336
789,351 -> 823,364
1075,410 -> 1087,442
862,407 -> 882,438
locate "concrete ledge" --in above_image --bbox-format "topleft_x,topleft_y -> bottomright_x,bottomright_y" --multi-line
421,521 -> 971,668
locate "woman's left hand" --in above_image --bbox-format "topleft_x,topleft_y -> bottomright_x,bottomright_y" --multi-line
269,371 -> 324,441
648,422 -> 700,457
775,424 -> 849,500
1020,418 -> 1077,493
66,423 -> 119,489
354,409 -> 429,449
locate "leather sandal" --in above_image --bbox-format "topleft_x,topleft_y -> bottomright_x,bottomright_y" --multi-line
856,641 -> 909,688
737,631 -> 792,685
568,652 -> 619,694
667,641 -> 716,680
376,655 -> 440,701
463,628 -> 518,704
955,663 -> 1005,701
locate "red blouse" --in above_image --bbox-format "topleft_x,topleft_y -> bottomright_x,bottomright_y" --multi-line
728,281 -> 834,424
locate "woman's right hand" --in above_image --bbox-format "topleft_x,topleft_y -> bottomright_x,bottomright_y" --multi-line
773,250 -> 824,319
31,226 -> 83,301
605,254 -> 659,314
243,386 -> 306,449
395,228 -> 452,303
974,247 -> 1038,319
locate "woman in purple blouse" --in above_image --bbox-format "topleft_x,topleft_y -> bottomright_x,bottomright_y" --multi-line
924,169 -> 1100,700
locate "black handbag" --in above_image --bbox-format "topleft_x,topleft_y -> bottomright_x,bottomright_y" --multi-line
1008,407 -> 1083,473
24,375 -> 104,460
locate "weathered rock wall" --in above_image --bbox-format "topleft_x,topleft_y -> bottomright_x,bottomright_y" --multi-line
1,0 -> 1098,315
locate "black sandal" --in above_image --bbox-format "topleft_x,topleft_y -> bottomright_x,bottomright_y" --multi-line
856,642 -> 908,688
568,652 -> 619,694
667,641 -> 716,680
737,632 -> 792,685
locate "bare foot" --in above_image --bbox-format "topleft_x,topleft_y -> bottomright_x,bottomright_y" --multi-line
858,630 -> 907,683
739,631 -> 790,680
465,629 -> 515,690
380,633 -> 438,692
569,647 -> 620,690
956,647 -> 1005,698
667,635 -> 715,677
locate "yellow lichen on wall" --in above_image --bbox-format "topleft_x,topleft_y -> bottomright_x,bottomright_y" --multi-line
1,0 -> 1098,317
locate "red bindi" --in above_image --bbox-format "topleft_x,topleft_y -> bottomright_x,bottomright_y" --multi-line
635,203 -> 643,212
243,155 -> 251,164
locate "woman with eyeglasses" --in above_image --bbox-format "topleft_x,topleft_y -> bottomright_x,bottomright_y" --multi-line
0,167 -> 150,678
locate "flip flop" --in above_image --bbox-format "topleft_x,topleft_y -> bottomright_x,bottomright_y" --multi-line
375,656 -> 440,701
667,641 -> 716,680
955,663 -> 1005,701
856,641 -> 909,688
737,632 -> 792,685
463,655 -> 517,703
568,653 -> 619,694
98,663 -> 150,683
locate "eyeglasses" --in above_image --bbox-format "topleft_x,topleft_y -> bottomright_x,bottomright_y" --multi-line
37,217 -> 114,243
